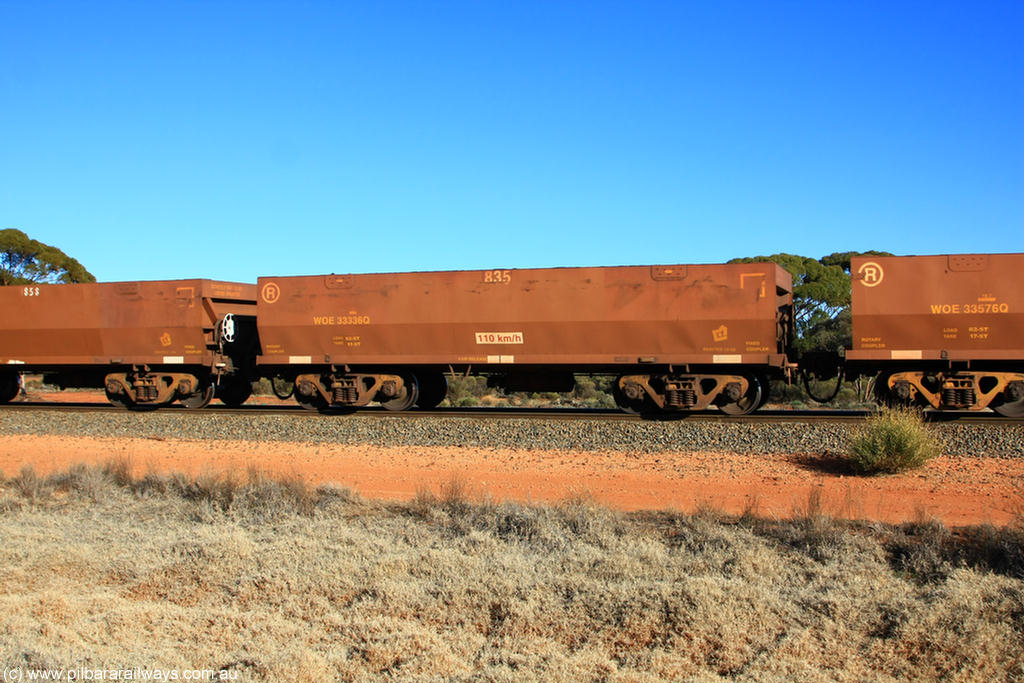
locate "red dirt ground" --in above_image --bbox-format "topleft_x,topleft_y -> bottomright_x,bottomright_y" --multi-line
4,390 -> 1022,526
1,433 -> 1021,527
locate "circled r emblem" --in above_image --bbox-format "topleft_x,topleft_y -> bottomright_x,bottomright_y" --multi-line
261,282 -> 281,304
857,262 -> 884,287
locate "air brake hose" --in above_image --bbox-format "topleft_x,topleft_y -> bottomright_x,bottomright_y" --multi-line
271,377 -> 295,400
802,366 -> 844,404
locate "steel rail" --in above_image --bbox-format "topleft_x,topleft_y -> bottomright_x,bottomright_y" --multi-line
1,401 -> 1019,424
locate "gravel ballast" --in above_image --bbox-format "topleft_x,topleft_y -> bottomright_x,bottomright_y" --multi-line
1,409 -> 1022,457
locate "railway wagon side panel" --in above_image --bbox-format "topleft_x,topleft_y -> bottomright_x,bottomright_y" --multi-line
848,253 -> 1024,415
0,280 -> 256,366
0,283 -> 104,363
256,263 -> 792,368
849,254 -> 1024,362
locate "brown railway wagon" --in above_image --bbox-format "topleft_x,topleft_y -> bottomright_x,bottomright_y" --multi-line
257,263 -> 795,414
0,280 -> 257,409
847,253 -> 1024,416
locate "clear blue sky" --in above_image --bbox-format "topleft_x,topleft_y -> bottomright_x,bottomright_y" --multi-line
2,1 -> 1021,283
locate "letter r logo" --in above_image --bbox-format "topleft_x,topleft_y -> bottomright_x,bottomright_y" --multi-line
858,262 -> 884,287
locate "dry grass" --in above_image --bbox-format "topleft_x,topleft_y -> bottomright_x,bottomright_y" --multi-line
1,459 -> 1022,682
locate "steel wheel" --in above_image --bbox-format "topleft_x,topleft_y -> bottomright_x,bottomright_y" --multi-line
217,378 -> 253,407
718,375 -> 763,416
381,374 -> 419,411
105,386 -> 131,409
180,383 -> 214,409
872,373 -> 895,408
756,373 -> 772,409
0,374 -> 19,403
992,398 -> 1024,418
613,381 -> 647,414
296,392 -> 330,412
415,372 -> 448,409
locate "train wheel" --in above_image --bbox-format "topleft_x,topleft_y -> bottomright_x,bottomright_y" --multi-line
991,380 -> 1024,417
718,375 -> 763,416
217,378 -> 253,407
299,394 -> 341,412
180,383 -> 214,409
0,374 -> 19,403
382,373 -> 419,411
296,391 -> 326,411
872,373 -> 901,408
105,386 -> 131,409
756,373 -> 772,409
415,372 -> 448,409
613,382 -> 647,414
992,398 -> 1024,418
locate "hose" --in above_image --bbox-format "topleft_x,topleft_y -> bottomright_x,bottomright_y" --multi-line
271,376 -> 295,400
802,366 -> 844,404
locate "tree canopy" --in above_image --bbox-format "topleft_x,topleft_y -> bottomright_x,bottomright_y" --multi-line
0,229 -> 95,285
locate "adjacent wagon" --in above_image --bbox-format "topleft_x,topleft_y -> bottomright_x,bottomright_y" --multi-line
846,253 -> 1024,416
0,279 -> 257,408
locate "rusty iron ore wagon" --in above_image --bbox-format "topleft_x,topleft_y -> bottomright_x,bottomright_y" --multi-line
0,280 -> 257,408
256,263 -> 796,414
839,253 -> 1024,417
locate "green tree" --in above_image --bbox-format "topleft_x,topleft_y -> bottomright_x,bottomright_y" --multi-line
0,229 -> 95,285
728,251 -> 891,353
728,253 -> 849,351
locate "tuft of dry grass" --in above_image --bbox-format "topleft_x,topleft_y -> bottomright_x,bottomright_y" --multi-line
1,461 -> 1022,682
847,407 -> 944,474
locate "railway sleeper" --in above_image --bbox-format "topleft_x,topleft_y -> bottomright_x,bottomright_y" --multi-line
616,374 -> 754,414
294,372 -> 413,409
881,371 -> 1024,413
104,370 -> 202,408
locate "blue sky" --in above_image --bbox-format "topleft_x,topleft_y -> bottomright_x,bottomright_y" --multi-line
2,1 -> 1021,283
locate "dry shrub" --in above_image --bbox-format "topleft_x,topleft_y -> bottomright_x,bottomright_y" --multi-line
784,487 -> 849,563
439,474 -> 471,513
232,468 -> 319,519
410,475 -> 475,523
48,462 -> 111,500
183,469 -> 242,510
410,484 -> 439,518
847,407 -> 943,474
886,519 -> 954,584
102,456 -> 134,488
12,464 -> 49,502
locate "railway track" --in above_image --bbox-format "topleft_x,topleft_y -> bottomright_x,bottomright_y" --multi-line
0,400 -> 1019,424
